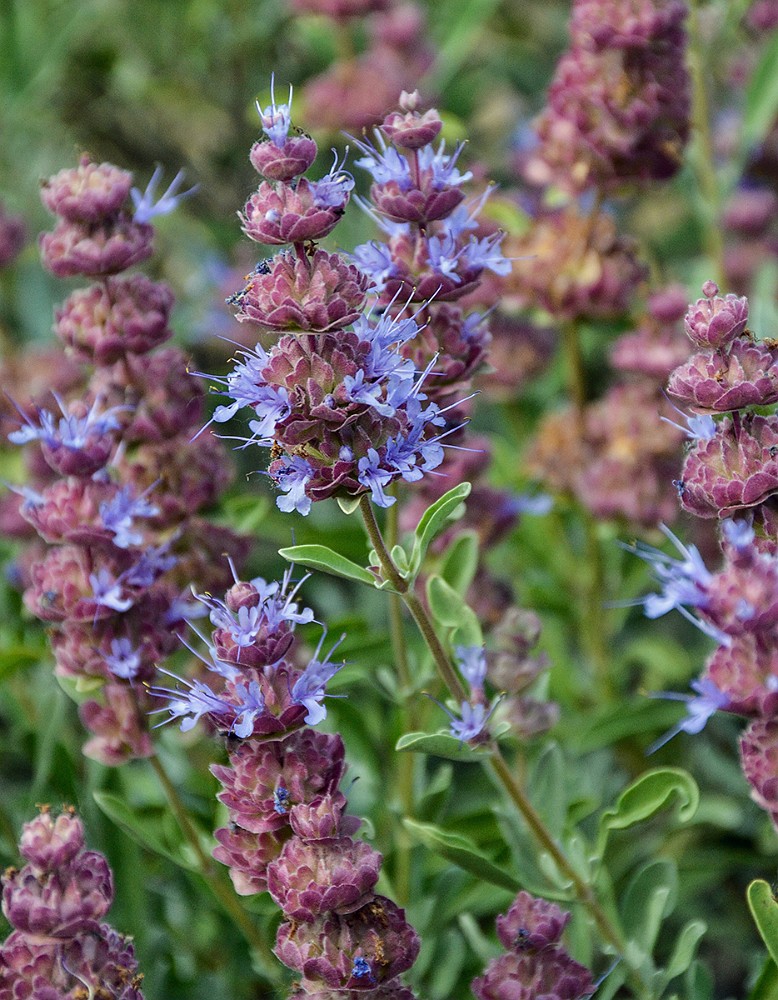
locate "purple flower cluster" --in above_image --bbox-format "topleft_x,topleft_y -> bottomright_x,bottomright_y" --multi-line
472,891 -> 594,1000
155,568 -> 421,995
0,807 -> 145,999
529,286 -> 689,528
4,157 -> 245,765
507,202 -> 647,321
291,5 -> 433,135
352,92 -> 503,425
630,283 -> 778,821
526,0 -> 691,194
670,283 -> 778,518
217,90 -> 503,515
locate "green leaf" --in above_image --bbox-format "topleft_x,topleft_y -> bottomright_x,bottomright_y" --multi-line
597,768 -> 699,856
594,964 -> 627,1000
409,482 -> 471,574
439,530 -> 479,595
747,957 -> 778,1000
660,919 -> 707,985
426,574 -> 467,628
278,544 -> 376,587
403,818 -> 519,892
424,575 -> 482,645
396,731 -> 492,763
743,31 -> 778,153
450,608 -> 483,648
621,859 -> 678,957
749,880 -> 778,967
93,791 -> 197,871
391,544 -> 410,576
55,671 -> 104,705
337,496 -> 362,514
528,743 -> 566,838
0,645 -> 41,680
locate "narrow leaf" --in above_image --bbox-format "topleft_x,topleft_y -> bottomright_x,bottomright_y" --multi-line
529,743 -> 567,839
278,544 -> 376,587
621,859 -> 678,956
661,919 -> 707,984
93,791 -> 197,871
410,482 -> 471,572
396,731 -> 492,763
403,818 -> 519,892
744,31 -> 778,152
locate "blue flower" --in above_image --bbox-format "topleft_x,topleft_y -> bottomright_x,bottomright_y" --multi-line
194,566 -> 313,658
89,568 -> 134,613
721,518 -> 754,550
273,786 -> 291,815
648,679 -> 730,753
432,698 -> 497,743
627,525 -> 728,644
459,231 -> 511,276
291,633 -> 346,725
274,456 -> 314,515
350,240 -> 398,292
122,543 -> 177,588
150,672 -> 235,732
417,140 -> 472,189
257,75 -> 294,148
99,485 -> 159,548
308,151 -> 354,210
103,638 -> 141,680
231,680 -> 267,738
455,645 -> 488,689
660,400 -> 717,440
245,385 -> 291,442
357,449 -> 396,508
9,395 -> 126,450
351,133 -> 412,188
131,166 -> 198,224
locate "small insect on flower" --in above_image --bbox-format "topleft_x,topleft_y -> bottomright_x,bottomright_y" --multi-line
351,956 -> 376,985
273,786 -> 291,815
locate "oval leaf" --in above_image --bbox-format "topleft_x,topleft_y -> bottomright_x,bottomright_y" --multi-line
426,574 -> 467,628
749,880 -> 778,968
278,544 -> 376,587
597,768 -> 699,856
396,730 -> 492,763
403,818 -> 519,892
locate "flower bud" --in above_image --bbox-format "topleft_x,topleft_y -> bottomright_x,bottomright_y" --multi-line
683,282 -> 749,350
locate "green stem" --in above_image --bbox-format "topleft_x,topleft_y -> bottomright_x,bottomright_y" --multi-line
561,320 -> 587,418
581,511 -> 613,698
560,316 -> 612,693
488,748 -> 624,955
148,754 -> 279,981
358,503 -> 651,996
384,494 -> 414,906
688,0 -> 725,285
